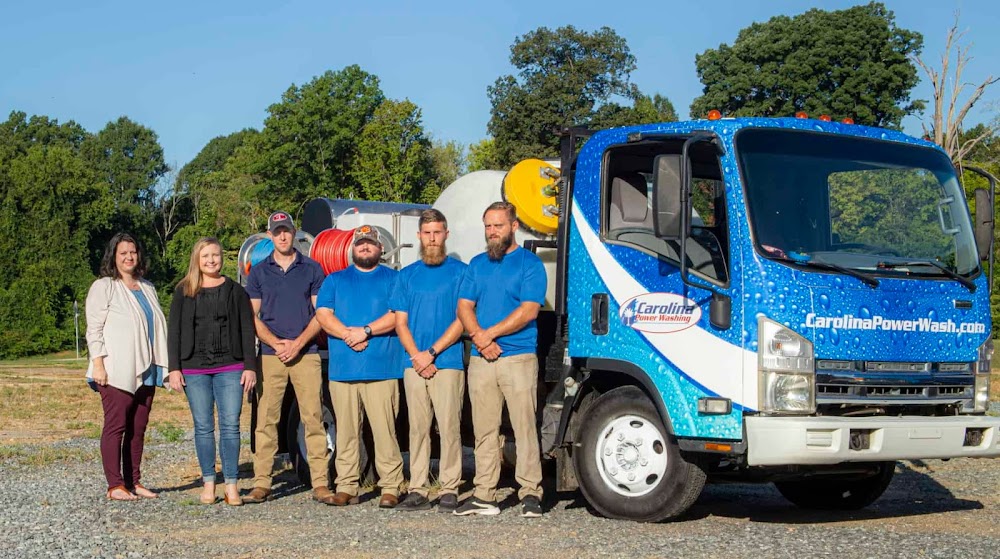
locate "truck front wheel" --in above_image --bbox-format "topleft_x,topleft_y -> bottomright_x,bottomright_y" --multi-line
774,461 -> 895,510
574,386 -> 706,522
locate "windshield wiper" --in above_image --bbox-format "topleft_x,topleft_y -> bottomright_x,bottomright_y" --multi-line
774,256 -> 880,288
877,259 -> 976,292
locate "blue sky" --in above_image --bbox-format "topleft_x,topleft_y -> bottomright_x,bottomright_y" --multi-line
1,0 -> 997,172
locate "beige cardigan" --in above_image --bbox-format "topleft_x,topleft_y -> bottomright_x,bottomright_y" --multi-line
85,277 -> 169,394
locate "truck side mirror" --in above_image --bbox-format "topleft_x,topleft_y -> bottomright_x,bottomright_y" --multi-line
974,187 -> 993,261
652,154 -> 682,240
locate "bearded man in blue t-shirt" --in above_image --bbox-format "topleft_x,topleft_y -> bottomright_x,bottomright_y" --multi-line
455,201 -> 547,518
390,209 -> 468,513
314,226 -> 404,509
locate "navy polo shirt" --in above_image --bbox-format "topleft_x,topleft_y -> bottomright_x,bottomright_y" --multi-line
245,250 -> 326,355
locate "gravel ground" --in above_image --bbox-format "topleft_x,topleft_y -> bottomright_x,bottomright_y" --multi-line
2,433 -> 1000,559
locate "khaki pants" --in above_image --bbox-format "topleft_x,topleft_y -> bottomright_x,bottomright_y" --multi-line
468,353 -> 542,501
403,367 -> 464,496
330,379 -> 404,496
252,354 -> 328,490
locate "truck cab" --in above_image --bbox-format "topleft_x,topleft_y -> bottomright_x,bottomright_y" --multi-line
556,117 -> 999,521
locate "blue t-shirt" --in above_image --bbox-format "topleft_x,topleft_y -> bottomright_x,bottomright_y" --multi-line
316,265 -> 403,382
130,288 -> 164,387
245,250 -> 326,355
457,246 -> 546,357
388,257 -> 467,371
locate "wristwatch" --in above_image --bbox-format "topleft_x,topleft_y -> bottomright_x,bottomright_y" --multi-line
427,347 -> 438,359
363,325 -> 372,339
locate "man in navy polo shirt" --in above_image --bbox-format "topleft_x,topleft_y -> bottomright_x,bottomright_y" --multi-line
455,201 -> 546,518
243,211 -> 334,505
315,225 -> 404,508
390,209 -> 467,513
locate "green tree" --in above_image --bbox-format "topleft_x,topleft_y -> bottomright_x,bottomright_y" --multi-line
592,93 -> 679,129
352,99 -> 434,203
691,2 -> 923,127
257,65 -> 384,206
0,115 -> 105,357
467,138 -> 501,171
488,26 -> 665,167
428,138 -> 465,189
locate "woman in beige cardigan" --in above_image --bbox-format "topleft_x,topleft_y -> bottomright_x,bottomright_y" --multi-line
86,233 -> 168,501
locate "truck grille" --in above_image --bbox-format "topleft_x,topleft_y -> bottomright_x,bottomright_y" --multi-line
815,359 -> 974,404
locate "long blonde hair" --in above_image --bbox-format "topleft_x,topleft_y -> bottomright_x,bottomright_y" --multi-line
180,237 -> 223,298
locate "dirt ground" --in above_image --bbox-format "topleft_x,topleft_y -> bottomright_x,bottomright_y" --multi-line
0,362 -> 218,443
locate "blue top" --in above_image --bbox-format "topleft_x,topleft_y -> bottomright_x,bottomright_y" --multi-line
245,250 -> 326,355
389,257 -> 467,371
316,265 -> 403,381
130,288 -> 164,387
458,246 -> 547,357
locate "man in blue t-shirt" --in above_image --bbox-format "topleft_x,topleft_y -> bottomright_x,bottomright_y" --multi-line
389,209 -> 467,513
315,225 -> 404,509
244,211 -> 331,505
455,201 -> 547,518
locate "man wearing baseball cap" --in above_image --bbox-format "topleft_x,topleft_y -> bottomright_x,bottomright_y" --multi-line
244,211 -> 334,504
315,225 -> 405,508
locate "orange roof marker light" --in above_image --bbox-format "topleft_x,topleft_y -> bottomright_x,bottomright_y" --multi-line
707,109 -> 722,120
841,117 -> 855,125
818,114 -> 832,122
794,111 -> 809,119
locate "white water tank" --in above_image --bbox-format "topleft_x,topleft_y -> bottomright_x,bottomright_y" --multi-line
433,170 -> 558,309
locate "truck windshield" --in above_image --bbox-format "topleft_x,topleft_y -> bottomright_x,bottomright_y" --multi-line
737,128 -> 979,278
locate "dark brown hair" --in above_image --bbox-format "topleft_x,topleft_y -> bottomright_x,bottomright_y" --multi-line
418,208 -> 448,228
98,232 -> 148,279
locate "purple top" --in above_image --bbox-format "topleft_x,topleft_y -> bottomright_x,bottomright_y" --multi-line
182,362 -> 244,376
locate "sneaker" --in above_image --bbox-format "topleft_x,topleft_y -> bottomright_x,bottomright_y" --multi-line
396,492 -> 432,511
520,495 -> 542,518
437,493 -> 458,513
453,496 -> 500,516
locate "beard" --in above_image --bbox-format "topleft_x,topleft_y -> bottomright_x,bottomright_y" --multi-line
485,232 -> 514,261
353,251 -> 381,270
420,241 -> 447,266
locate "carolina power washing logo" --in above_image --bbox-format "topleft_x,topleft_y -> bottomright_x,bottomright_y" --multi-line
620,293 -> 701,333
806,313 -> 987,334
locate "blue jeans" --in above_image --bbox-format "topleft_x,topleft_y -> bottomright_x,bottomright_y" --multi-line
183,371 -> 244,484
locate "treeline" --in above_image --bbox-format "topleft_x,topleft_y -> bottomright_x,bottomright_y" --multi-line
1,2 -> 998,357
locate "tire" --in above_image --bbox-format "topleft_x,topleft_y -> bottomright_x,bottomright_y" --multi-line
774,461 -> 896,510
573,386 -> 706,522
284,398 -> 374,488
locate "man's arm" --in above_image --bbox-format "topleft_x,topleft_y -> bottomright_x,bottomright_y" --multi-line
343,310 -> 396,346
474,302 -> 541,348
278,295 -> 323,361
251,298 -> 281,349
315,307 -> 350,340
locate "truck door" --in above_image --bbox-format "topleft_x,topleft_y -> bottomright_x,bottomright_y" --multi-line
567,138 -> 744,439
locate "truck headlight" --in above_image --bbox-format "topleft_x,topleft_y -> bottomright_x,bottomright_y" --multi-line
758,317 -> 815,414
972,338 -> 993,413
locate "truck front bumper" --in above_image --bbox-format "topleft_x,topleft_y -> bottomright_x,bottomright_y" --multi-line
745,415 -> 1000,466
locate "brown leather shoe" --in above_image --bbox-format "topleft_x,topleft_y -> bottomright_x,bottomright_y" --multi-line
330,492 -> 359,506
313,486 -> 337,505
378,493 -> 399,509
242,487 -> 271,504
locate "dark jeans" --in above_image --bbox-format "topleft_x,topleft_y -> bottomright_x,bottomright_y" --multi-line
97,384 -> 155,490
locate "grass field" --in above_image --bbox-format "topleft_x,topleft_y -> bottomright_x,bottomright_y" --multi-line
1,353 -> 998,442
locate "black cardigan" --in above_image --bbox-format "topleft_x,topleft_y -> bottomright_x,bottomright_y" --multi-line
167,277 -> 257,372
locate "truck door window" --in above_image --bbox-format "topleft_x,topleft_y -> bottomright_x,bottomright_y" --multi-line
602,142 -> 729,285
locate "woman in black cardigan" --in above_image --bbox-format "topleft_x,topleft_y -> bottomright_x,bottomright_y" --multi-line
167,237 -> 257,506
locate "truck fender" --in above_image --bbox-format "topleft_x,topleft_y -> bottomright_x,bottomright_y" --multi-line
558,357 -> 675,445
